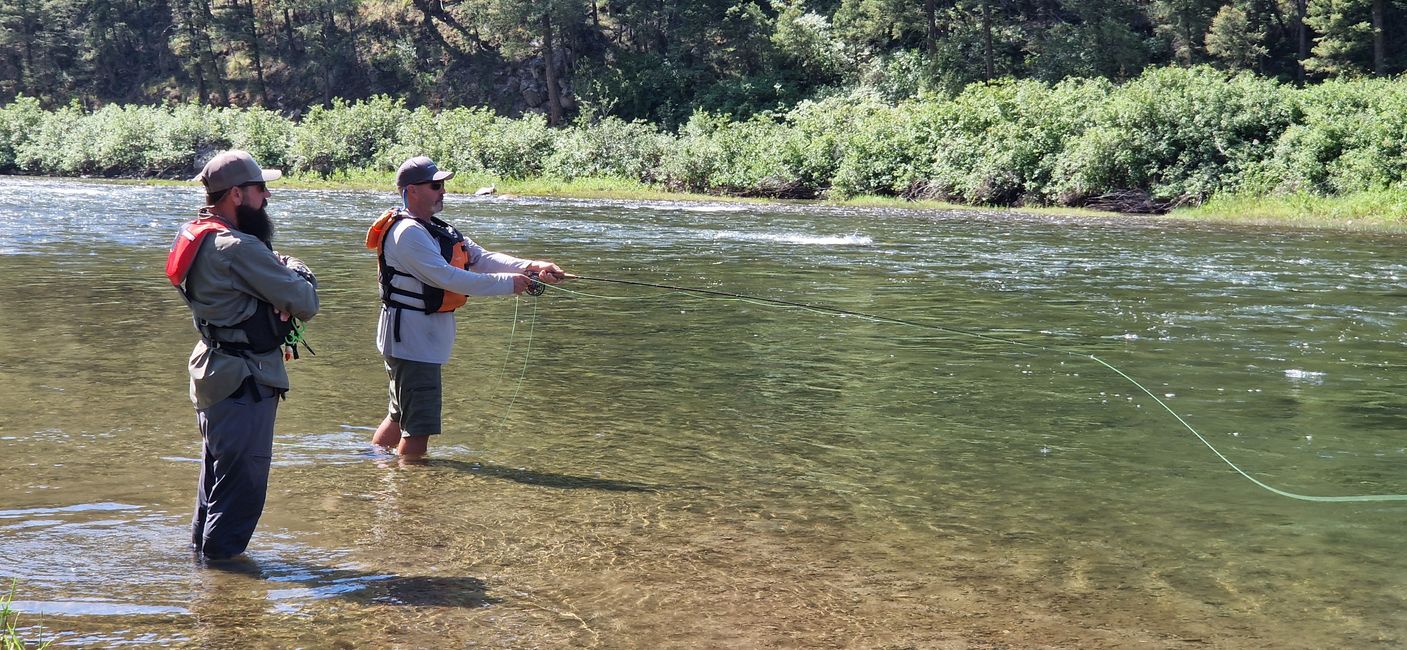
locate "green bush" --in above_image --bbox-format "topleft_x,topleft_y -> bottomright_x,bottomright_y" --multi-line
97,105 -> 179,175
926,78 -> 1110,204
146,104 -> 227,177
0,96 -> 46,173
1248,78 -> 1407,195
383,107 -> 556,181
290,95 -> 408,176
227,107 -> 294,172
471,112 -> 554,179
659,111 -> 793,194
778,94 -> 884,194
543,116 -> 668,182
14,102 -> 90,174
830,100 -> 946,197
383,106 -> 473,175
1049,66 -> 1293,203
5,66 -> 1405,211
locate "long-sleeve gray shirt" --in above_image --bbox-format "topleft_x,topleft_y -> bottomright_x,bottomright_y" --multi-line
375,216 -> 529,365
183,227 -> 320,409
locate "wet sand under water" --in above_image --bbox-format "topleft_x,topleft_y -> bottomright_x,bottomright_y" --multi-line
11,444 -> 1297,649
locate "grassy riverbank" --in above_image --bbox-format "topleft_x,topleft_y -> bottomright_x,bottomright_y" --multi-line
1175,189 -> 1407,231
70,172 -> 1407,232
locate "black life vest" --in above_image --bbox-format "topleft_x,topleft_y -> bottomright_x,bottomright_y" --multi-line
366,208 -> 472,314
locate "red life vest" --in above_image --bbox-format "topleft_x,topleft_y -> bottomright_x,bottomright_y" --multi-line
365,208 -> 471,313
166,214 -> 295,354
166,217 -> 230,287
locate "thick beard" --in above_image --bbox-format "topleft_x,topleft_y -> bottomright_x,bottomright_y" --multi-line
236,202 -> 274,248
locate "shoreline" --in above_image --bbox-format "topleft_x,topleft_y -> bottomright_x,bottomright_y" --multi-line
18,173 -> 1407,233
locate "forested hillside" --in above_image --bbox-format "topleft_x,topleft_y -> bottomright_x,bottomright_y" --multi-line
1,0 -> 1404,126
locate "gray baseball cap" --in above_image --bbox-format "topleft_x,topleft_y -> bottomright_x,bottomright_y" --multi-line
395,155 -> 454,187
193,150 -> 282,193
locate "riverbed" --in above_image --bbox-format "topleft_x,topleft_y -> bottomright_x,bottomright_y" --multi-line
1,177 -> 1405,647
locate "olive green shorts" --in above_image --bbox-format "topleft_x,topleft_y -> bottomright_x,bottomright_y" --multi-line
384,357 -> 442,437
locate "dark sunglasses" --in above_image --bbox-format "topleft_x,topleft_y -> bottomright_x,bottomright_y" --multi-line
418,181 -> 444,191
238,181 -> 267,192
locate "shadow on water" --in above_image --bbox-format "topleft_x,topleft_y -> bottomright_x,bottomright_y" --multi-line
199,555 -> 500,608
416,457 -> 666,492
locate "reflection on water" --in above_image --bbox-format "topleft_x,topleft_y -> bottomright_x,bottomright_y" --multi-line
1,177 -> 1406,647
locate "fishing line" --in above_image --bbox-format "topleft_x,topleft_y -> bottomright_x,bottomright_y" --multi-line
496,295 -> 539,428
529,274 -> 1407,503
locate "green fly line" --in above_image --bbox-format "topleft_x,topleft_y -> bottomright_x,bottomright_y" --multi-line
515,274 -> 1407,504
495,295 -> 540,428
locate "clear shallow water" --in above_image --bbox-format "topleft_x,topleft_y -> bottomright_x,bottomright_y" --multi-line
1,177 -> 1406,647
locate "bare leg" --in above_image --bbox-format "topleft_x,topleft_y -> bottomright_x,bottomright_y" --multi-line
397,435 -> 428,459
371,415 -> 400,449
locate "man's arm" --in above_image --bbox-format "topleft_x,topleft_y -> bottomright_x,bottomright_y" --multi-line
469,239 -> 564,283
392,223 -> 522,296
229,239 -> 320,321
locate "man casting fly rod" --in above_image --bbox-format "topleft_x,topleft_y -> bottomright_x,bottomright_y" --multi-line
366,156 -> 567,459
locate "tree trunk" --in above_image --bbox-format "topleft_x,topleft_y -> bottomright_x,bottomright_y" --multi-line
542,12 -> 564,126
20,21 -> 34,95
925,0 -> 936,54
982,0 -> 993,80
1295,0 -> 1307,83
321,9 -> 336,104
282,8 -> 298,59
240,0 -> 271,106
179,0 -> 210,103
193,0 -> 228,105
1372,0 -> 1386,75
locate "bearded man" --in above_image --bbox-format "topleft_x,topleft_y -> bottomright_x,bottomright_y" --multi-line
166,150 -> 320,562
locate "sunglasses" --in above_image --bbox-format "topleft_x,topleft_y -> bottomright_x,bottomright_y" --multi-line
418,181 -> 444,191
238,181 -> 267,192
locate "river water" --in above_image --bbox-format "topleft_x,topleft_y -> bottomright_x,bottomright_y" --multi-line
1,177 -> 1405,647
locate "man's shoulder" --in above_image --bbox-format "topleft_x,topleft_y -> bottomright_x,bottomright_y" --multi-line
388,216 -> 435,242
207,229 -> 270,256
196,230 -> 283,279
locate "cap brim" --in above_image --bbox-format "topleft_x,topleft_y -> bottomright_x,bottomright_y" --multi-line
432,170 -> 454,182
262,169 -> 283,182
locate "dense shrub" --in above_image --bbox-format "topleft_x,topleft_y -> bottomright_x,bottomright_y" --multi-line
830,100 -> 946,197
383,106 -> 472,174
1049,66 -> 1293,203
543,116 -> 669,182
146,104 -> 226,176
1247,79 -> 1407,195
777,94 -> 884,194
3,67 -> 1405,211
467,112 -> 555,179
14,102 -> 89,174
0,96 -> 45,172
290,96 -> 409,176
659,111 -> 793,195
227,107 -> 294,172
925,78 -> 1110,204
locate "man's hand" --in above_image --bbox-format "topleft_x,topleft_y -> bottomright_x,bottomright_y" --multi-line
526,261 -> 565,284
510,273 -> 532,294
279,254 -> 317,286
